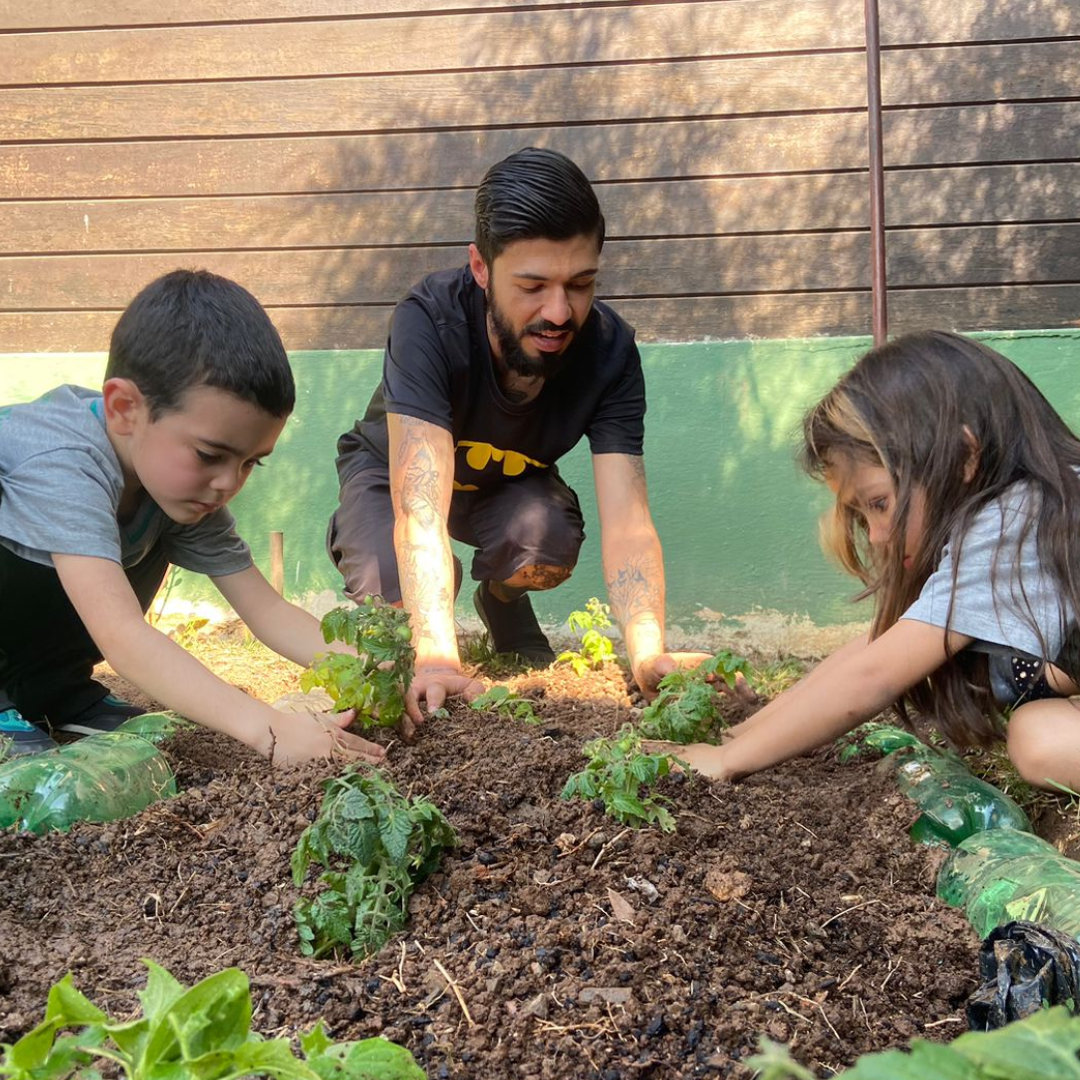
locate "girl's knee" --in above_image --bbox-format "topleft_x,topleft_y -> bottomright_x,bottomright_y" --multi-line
1006,703 -> 1078,788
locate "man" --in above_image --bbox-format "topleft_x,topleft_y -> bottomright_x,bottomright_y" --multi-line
328,147 -> 709,717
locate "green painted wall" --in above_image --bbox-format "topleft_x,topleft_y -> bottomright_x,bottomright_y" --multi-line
4,330 -> 1080,633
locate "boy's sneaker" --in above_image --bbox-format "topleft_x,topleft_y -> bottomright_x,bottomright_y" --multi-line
56,694 -> 145,737
473,581 -> 555,666
0,707 -> 59,756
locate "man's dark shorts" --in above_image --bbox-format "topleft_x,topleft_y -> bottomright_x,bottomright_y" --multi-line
328,466 -> 585,603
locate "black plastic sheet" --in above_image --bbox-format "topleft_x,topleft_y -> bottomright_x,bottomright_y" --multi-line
968,920 -> 1080,1030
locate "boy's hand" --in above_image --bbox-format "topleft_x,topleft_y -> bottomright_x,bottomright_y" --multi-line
267,707 -> 387,768
643,740 -> 732,782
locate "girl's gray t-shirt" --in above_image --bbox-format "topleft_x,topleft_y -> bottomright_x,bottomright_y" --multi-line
0,384 -> 252,576
903,481 -> 1074,661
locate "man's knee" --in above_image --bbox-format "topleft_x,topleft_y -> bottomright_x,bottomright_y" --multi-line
501,563 -> 572,591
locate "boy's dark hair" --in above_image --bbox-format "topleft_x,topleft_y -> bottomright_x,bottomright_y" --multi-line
474,147 -> 605,265
105,269 -> 295,419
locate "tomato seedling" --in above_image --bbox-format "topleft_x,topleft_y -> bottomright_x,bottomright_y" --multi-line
561,724 -> 685,832
300,595 -> 415,728
292,767 -> 456,960
637,650 -> 752,744
557,597 -> 616,675
469,685 -> 541,725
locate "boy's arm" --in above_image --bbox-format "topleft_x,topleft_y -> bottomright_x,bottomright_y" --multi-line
676,618 -> 971,781
52,554 -> 385,766
211,564 -> 350,666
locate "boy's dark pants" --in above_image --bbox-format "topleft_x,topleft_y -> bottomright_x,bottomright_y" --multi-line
0,542 -> 168,724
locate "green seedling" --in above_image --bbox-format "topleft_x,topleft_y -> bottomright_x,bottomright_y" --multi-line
292,767 -> 456,960
469,685 -> 541,725
301,596 -> 415,729
747,1005 -> 1080,1079
637,650 -> 752,744
0,960 -> 424,1080
562,724 -> 684,832
557,597 -> 616,675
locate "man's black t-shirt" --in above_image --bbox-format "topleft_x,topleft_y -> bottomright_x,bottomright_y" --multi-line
336,266 -> 646,493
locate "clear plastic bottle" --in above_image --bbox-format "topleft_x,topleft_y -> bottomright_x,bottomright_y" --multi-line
886,747 -> 1032,846
937,829 -> 1080,940
0,731 -> 177,834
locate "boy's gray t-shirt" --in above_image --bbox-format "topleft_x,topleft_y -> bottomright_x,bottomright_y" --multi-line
903,481 -> 1074,661
0,384 -> 252,576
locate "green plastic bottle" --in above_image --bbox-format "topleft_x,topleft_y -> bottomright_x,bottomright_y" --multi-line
886,747 -> 1031,846
938,829 -> 1080,940
0,730 -> 177,834
113,711 -> 193,744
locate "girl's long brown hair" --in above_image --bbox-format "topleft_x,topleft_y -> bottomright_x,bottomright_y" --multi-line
801,331 -> 1080,746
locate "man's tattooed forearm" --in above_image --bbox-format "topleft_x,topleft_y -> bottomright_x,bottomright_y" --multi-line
400,444 -> 441,528
606,554 -> 662,625
399,540 -> 452,649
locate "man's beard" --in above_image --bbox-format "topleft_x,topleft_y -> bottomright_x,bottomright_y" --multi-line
486,287 -> 579,381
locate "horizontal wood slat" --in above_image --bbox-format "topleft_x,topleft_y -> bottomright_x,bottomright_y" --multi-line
3,0 -> 1074,45
5,100 -> 1077,200
1,1 -> 864,85
7,164 -> 1079,254
3,225 -> 1077,312
2,40 -> 1072,143
0,54 -> 875,142
4,284 -> 1079,353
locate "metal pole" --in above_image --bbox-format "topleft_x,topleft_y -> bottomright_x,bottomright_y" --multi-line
864,0 -> 888,345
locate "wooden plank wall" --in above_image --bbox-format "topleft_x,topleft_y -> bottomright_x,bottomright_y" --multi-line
1,0 -> 1077,351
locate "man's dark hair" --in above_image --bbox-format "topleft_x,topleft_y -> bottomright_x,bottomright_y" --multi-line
474,147 -> 605,265
105,269 -> 295,419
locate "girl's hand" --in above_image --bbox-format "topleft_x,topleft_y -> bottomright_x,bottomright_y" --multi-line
643,740 -> 732,781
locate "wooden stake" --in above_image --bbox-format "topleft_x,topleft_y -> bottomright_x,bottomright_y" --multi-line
270,531 -> 284,595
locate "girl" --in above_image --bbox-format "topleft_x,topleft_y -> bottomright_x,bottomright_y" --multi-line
677,330 -> 1080,790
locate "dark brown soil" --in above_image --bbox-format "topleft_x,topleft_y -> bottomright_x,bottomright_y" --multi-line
0,656 -> 980,1078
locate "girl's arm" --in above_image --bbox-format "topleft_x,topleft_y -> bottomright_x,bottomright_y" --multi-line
681,618 -> 972,781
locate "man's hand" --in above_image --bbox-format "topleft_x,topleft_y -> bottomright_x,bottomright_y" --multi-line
405,665 -> 485,725
634,651 -> 758,703
267,707 -> 387,768
633,651 -> 714,699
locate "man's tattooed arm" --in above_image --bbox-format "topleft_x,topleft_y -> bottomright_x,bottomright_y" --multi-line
595,453 -> 667,673
388,414 -> 459,667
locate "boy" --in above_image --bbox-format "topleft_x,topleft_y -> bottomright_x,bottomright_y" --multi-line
0,269 -> 385,766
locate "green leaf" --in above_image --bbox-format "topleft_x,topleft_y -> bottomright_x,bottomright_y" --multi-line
299,1022 -> 334,1060
951,1007 -> 1080,1080
221,1038 -> 322,1080
44,976 -> 107,1029
140,969 -> 251,1073
308,1037 -> 426,1080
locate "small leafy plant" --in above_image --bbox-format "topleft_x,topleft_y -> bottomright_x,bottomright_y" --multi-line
637,650 -> 752,744
557,598 -> 616,675
748,1004 -> 1080,1079
0,959 -> 424,1080
292,767 -> 457,960
301,596 -> 415,728
562,724 -> 685,832
469,685 -> 541,724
